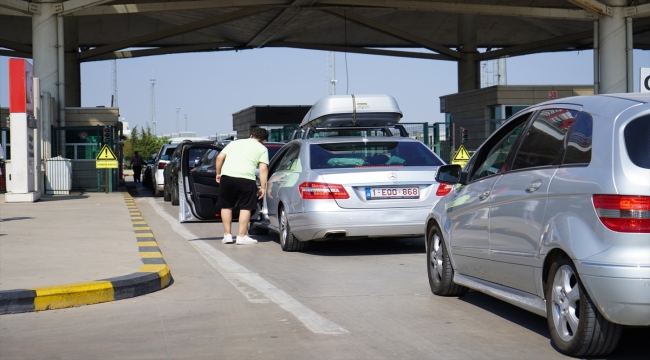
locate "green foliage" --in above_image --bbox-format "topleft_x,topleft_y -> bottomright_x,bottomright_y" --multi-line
123,125 -> 167,166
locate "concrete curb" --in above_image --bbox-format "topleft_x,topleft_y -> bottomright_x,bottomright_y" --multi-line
0,192 -> 172,315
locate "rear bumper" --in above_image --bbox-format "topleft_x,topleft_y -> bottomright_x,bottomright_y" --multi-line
577,262 -> 650,326
288,207 -> 430,241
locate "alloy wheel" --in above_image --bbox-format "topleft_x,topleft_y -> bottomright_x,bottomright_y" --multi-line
429,233 -> 443,287
551,264 -> 581,342
280,209 -> 287,247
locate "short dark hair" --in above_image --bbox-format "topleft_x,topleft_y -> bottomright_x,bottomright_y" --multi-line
251,127 -> 269,141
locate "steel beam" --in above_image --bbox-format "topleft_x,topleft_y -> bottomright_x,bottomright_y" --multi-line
318,0 -> 594,20
0,38 -> 32,53
0,49 -> 30,58
479,30 -> 593,60
325,8 -> 459,59
60,0 -> 116,15
70,0 -> 286,16
567,0 -> 611,16
0,0 -> 39,14
626,3 -> 650,18
267,41 -> 455,61
81,42 -> 243,61
77,7 -> 269,59
247,0 -> 311,47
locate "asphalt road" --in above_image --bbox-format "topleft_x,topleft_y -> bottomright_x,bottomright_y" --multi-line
1,188 -> 647,359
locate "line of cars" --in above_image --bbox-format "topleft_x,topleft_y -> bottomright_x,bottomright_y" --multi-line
165,93 -> 648,357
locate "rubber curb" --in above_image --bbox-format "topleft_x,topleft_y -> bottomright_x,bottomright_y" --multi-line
0,192 -> 172,314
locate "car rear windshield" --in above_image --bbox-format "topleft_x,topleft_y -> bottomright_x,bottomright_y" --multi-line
624,115 -> 650,169
310,142 -> 443,169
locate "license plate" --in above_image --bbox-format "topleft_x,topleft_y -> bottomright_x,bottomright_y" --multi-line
365,187 -> 420,199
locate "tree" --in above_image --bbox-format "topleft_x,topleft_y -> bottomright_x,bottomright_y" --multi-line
123,125 -> 168,167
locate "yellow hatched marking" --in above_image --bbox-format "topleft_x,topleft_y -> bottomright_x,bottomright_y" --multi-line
138,241 -> 158,247
135,232 -> 155,238
140,252 -> 163,258
32,281 -> 114,311
138,265 -> 172,289
133,226 -> 151,231
132,221 -> 146,225
131,216 -> 144,220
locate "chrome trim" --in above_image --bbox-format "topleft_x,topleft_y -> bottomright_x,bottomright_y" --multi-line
488,250 -> 539,258
596,209 -> 650,218
453,273 -> 547,317
579,261 -> 650,269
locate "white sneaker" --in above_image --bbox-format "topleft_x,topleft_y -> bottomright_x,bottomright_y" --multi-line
236,235 -> 258,245
222,234 -> 234,244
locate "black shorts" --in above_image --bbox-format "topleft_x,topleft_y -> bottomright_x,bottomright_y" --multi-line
216,175 -> 258,211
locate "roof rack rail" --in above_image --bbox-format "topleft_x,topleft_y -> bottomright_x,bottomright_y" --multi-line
300,125 -> 409,139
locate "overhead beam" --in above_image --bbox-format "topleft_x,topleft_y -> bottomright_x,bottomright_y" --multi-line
60,0 -> 116,15
566,0 -> 612,16
626,3 -> 650,18
0,38 -> 32,53
81,42 -> 245,61
77,7 -> 268,60
0,6 -> 28,16
267,41 -> 456,61
0,49 -> 31,58
70,0 -> 286,16
0,0 -> 39,15
479,30 -> 593,60
325,8 -> 459,59
247,0 -> 313,47
318,0 -> 595,20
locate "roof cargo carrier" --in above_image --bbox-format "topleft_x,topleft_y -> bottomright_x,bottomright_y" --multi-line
296,94 -> 408,139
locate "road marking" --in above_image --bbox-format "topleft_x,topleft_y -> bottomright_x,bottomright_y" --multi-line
147,198 -> 349,336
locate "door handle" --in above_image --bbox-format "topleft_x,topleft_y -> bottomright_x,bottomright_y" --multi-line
478,190 -> 491,200
525,180 -> 542,193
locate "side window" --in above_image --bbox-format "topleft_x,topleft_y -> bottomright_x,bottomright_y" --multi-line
276,147 -> 301,172
268,145 -> 294,175
512,109 -> 578,170
563,112 -> 593,166
469,114 -> 530,182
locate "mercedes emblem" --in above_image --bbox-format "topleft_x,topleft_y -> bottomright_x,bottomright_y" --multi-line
387,172 -> 397,180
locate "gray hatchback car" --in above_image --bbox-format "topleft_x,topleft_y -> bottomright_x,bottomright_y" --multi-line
427,93 -> 649,357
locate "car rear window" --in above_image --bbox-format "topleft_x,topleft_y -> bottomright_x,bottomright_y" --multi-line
624,114 -> 650,169
310,142 -> 443,169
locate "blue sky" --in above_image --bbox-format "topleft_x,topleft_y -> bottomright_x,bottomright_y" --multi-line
1,48 -> 649,136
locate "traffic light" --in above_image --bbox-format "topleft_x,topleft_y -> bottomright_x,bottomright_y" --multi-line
461,127 -> 468,144
103,126 -> 111,144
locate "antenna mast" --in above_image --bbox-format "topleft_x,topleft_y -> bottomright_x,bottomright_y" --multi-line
329,51 -> 337,95
111,60 -> 118,107
150,67 -> 157,134
175,107 -> 180,133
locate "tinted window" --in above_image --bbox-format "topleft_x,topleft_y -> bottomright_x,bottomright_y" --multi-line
512,109 -> 578,170
563,112 -> 593,165
188,148 -> 209,168
265,144 -> 283,160
277,148 -> 300,172
470,121 -> 527,182
624,114 -> 650,169
310,141 -> 443,169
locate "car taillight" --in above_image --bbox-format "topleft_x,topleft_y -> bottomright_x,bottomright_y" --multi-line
157,162 -> 167,169
593,195 -> 650,233
436,183 -> 454,196
299,182 -> 349,200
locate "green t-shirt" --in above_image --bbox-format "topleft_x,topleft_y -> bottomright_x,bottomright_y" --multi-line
221,139 -> 269,181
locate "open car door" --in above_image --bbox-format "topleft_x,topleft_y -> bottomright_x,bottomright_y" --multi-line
179,142 -> 223,222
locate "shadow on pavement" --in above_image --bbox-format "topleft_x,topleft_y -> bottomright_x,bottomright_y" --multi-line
0,216 -> 34,222
283,237 -> 426,257
39,193 -> 89,201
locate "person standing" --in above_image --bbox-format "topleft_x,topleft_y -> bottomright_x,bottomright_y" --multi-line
215,128 -> 269,245
130,151 -> 145,184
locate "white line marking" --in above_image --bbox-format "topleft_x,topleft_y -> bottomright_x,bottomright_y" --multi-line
147,198 -> 349,335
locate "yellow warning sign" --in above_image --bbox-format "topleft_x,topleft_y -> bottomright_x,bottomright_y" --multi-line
96,144 -> 118,169
451,144 -> 471,167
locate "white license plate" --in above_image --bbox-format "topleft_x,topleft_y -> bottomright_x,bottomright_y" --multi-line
365,187 -> 420,199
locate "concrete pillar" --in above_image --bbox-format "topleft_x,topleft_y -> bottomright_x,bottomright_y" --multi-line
598,0 -> 628,94
65,17 -> 81,107
32,3 -> 59,108
457,14 -> 480,92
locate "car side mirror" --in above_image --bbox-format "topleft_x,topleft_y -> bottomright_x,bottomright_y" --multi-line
435,164 -> 462,184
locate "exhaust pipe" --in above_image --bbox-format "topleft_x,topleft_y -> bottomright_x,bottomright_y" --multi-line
325,231 -> 347,239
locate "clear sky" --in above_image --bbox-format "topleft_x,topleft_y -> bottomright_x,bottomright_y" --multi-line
1,48 -> 649,136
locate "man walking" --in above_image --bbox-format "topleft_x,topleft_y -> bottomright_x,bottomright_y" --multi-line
215,128 -> 269,245
130,151 -> 145,184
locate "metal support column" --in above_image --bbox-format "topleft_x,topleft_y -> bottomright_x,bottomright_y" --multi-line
598,1 -> 628,94
457,14 -> 480,92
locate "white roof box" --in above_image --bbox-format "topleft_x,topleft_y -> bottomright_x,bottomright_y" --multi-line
300,94 -> 403,128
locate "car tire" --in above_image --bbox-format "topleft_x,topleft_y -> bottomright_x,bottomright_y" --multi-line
171,182 -> 179,206
546,256 -> 622,357
279,206 -> 308,252
163,182 -> 171,202
427,224 -> 468,296
248,222 -> 269,235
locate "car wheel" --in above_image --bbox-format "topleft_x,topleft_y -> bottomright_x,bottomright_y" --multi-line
546,256 -> 622,357
171,182 -> 179,206
248,222 -> 269,235
163,182 -> 171,202
279,206 -> 308,252
427,224 -> 468,296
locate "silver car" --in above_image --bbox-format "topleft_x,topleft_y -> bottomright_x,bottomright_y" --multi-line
251,94 -> 450,251
427,93 -> 650,357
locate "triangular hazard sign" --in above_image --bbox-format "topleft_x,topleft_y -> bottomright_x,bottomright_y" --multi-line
96,144 -> 117,161
452,144 -> 471,162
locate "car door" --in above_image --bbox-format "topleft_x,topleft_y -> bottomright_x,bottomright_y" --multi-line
179,144 -> 222,222
487,108 -> 579,294
447,112 -> 532,280
265,144 -> 301,228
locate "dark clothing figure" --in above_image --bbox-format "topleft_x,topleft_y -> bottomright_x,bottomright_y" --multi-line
130,152 -> 145,183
